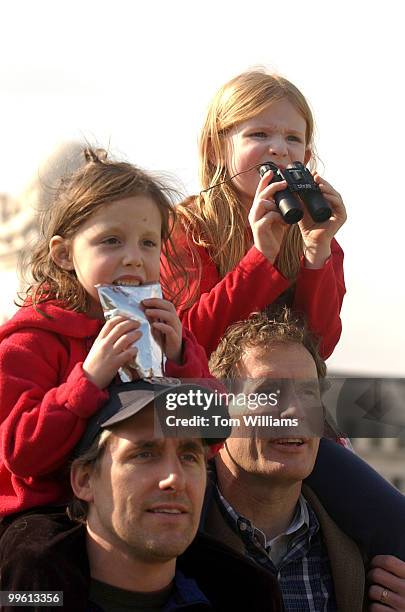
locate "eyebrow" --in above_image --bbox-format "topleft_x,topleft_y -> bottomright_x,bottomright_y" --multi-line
92,225 -> 160,237
294,380 -> 320,393
248,379 -> 278,393
128,439 -> 162,450
177,439 -> 205,455
243,124 -> 305,136
124,438 -> 205,454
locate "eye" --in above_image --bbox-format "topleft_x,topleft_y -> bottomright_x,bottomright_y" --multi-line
132,451 -> 155,460
180,453 -> 200,464
101,236 -> 121,245
302,388 -> 321,401
142,239 -> 158,248
249,131 -> 267,139
287,134 -> 303,143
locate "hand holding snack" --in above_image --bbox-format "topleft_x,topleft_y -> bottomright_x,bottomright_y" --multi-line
142,297 -> 183,365
96,283 -> 166,380
83,316 -> 142,389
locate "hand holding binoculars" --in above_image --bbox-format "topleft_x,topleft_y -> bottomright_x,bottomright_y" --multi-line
258,161 -> 332,224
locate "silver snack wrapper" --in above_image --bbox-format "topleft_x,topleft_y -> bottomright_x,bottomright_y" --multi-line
96,283 -> 166,381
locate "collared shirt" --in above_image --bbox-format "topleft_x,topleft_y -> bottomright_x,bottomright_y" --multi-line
217,489 -> 337,611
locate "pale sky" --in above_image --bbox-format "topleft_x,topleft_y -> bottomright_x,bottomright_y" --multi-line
1,0 -> 404,375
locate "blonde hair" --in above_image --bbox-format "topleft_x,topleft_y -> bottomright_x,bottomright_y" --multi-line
19,148 -> 184,313
175,70 -> 317,305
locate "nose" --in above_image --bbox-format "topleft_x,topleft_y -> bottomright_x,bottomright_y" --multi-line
122,244 -> 142,268
268,134 -> 288,158
279,386 -> 323,437
279,386 -> 306,420
158,457 -> 186,492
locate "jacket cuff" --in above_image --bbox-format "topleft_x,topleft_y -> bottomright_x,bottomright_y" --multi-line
238,246 -> 289,283
61,362 -> 109,418
165,336 -> 202,378
297,253 -> 332,285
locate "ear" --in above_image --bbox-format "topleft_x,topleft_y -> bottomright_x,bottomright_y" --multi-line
304,147 -> 312,166
206,135 -> 227,168
70,461 -> 95,504
49,235 -> 74,271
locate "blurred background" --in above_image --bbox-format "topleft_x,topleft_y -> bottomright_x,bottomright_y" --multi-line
1,0 -> 404,487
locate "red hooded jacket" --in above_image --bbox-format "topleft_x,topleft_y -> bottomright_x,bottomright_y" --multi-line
0,301 -> 212,515
161,229 -> 346,360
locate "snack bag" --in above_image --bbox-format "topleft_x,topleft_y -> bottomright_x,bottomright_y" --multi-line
97,283 -> 166,381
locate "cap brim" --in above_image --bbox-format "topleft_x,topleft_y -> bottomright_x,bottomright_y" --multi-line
74,380 -> 229,458
101,388 -> 164,427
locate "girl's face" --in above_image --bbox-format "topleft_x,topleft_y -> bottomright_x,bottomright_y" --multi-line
224,98 -> 311,208
53,196 -> 162,318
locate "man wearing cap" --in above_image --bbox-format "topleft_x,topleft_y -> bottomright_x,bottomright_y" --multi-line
204,308 -> 405,612
0,380 -> 284,612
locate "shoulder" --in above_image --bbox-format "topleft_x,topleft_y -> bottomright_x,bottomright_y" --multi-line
179,532 -> 283,611
0,301 -> 101,346
302,485 -> 366,609
0,305 -> 62,353
176,195 -> 199,216
331,237 -> 344,256
302,485 -> 360,553
173,196 -> 211,249
0,510 -> 86,567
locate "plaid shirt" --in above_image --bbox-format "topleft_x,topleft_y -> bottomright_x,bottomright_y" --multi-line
216,489 -> 337,611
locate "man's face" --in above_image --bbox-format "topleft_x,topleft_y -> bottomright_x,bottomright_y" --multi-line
221,342 -> 321,485
84,406 -> 207,563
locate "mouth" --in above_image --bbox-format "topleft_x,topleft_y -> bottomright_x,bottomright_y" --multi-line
147,505 -> 188,515
269,438 -> 307,447
113,277 -> 142,287
272,163 -> 287,172
258,161 -> 287,176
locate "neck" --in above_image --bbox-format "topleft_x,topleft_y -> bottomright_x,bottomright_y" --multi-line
215,457 -> 302,541
86,302 -> 105,320
86,526 -> 176,592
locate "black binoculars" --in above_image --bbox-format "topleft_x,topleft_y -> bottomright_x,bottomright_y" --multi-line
258,161 -> 332,224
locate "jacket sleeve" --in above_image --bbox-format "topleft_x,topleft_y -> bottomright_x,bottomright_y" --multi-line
161,231 -> 291,359
165,328 -> 213,379
293,238 -> 346,359
0,329 -> 108,478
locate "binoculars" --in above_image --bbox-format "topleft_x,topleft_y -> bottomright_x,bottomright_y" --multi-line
258,161 -> 332,224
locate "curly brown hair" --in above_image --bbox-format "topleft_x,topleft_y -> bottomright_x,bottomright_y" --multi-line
209,306 -> 326,380
19,148 -> 185,313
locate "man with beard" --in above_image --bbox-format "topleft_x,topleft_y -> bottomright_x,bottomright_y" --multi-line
0,380 -> 283,611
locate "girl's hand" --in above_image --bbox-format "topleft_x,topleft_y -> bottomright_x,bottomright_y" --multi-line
248,170 -> 290,263
298,174 -> 347,269
83,316 -> 142,389
142,297 -> 183,365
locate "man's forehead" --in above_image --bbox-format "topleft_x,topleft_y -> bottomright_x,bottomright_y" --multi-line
238,343 -> 318,380
110,422 -> 205,454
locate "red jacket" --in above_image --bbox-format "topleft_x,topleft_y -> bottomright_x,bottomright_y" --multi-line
0,301 -> 212,516
161,231 -> 345,360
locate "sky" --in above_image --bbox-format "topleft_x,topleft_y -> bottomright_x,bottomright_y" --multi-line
1,0 -> 404,375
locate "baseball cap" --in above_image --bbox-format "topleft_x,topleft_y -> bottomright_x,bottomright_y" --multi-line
74,378 -> 230,458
